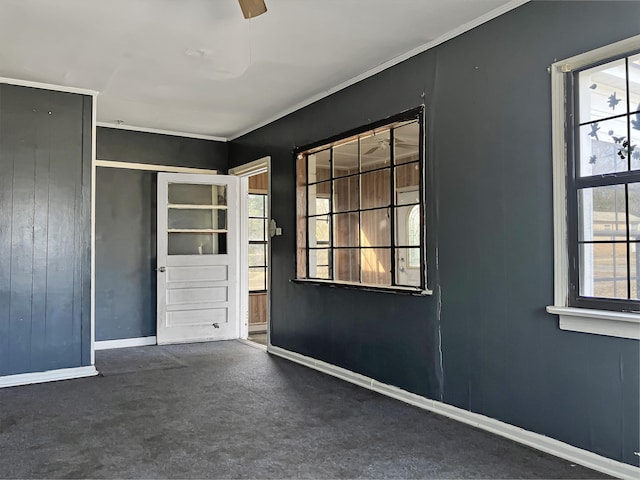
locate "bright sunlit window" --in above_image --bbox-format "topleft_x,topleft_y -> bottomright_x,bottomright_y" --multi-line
568,50 -> 640,311
295,109 -> 426,290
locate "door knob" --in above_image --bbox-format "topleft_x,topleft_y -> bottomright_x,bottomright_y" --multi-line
157,266 -> 166,272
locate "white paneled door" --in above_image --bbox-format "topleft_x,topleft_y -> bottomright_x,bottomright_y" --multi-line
157,173 -> 241,344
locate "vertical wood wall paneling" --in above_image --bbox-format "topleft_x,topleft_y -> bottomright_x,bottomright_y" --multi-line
8,88 -> 36,374
47,91 -> 84,370
249,293 -> 267,325
0,84 -> 90,376
30,91 -> 53,369
248,172 -> 268,192
333,168 -> 359,282
80,96 -> 92,365
0,85 -> 11,373
360,169 -> 391,285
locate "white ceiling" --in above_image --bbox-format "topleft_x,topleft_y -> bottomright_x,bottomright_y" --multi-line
0,0 -> 524,140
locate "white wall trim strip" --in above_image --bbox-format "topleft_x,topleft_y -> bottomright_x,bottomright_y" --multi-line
228,0 -> 529,140
96,122 -> 227,142
0,76 -> 98,96
0,366 -> 98,389
95,336 -> 157,350
268,345 -> 640,480
95,160 -> 218,174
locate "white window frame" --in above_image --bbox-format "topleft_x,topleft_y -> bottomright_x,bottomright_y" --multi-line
547,34 -> 640,340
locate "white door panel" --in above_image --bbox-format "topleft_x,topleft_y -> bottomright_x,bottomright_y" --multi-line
157,173 -> 241,345
166,265 -> 228,283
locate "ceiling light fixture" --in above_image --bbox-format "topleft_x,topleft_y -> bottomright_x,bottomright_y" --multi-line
238,0 -> 267,19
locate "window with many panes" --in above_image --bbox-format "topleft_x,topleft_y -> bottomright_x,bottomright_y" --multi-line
568,50 -> 640,311
248,193 -> 268,292
295,109 -> 426,291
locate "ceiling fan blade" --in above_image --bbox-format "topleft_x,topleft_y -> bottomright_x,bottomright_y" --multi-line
238,0 -> 267,19
364,146 -> 378,155
396,143 -> 418,150
395,138 -> 418,147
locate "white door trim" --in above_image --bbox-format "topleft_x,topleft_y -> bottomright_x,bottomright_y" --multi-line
229,157 -> 271,344
269,345 -> 640,480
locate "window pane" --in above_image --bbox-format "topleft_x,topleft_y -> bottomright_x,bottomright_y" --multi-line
309,249 -> 331,279
308,183 -> 331,215
407,247 -> 421,270
630,183 -> 640,237
631,242 -> 639,300
579,243 -> 628,299
249,218 -> 266,242
333,138 -> 359,178
631,54 -> 640,115
361,130 -> 391,172
168,183 -> 216,205
333,176 -> 359,212
309,216 -> 330,247
248,194 -> 265,217
361,169 -> 390,209
334,213 -> 359,247
578,58 -> 627,124
578,185 -> 626,242
168,209 -> 215,230
395,163 -> 420,202
308,150 -> 331,183
249,267 -> 266,291
361,248 -> 391,286
249,244 -> 266,267
168,233 -> 226,255
631,120 -> 640,171
395,205 -> 420,247
396,247 -> 421,287
361,208 -> 390,247
335,249 -> 360,283
393,121 -> 420,165
579,117 -> 630,176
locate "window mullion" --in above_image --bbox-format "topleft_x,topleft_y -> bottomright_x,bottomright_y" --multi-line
330,147 -> 334,280
390,128 -> 397,287
358,137 -> 363,285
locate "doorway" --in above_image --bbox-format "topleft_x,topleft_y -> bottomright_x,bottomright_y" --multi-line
229,158 -> 271,349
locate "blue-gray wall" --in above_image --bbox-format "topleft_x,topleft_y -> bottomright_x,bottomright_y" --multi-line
94,127 -> 228,341
229,1 -> 640,466
0,84 -> 92,376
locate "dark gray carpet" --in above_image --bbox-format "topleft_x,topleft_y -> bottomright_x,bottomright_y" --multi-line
0,341 -> 607,479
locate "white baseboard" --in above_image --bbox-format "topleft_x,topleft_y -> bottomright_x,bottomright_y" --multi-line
95,336 -> 157,350
249,323 -> 267,333
268,345 -> 640,480
0,366 -> 98,389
